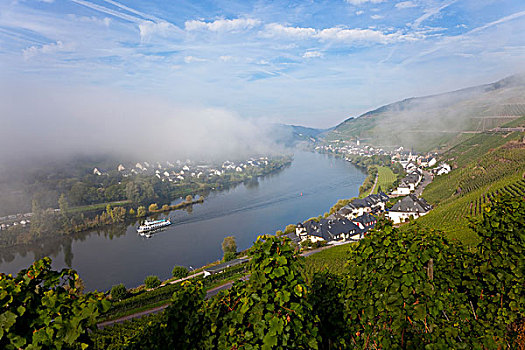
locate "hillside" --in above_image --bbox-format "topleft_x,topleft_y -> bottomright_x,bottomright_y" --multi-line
270,123 -> 329,147
323,74 -> 525,152
417,118 -> 525,245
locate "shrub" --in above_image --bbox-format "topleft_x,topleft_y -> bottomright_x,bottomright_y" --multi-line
172,266 -> 189,279
110,283 -> 128,301
144,275 -> 161,289
223,251 -> 237,262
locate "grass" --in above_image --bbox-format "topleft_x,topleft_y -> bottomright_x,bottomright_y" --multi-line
373,166 -> 396,194
67,200 -> 131,214
303,243 -> 354,275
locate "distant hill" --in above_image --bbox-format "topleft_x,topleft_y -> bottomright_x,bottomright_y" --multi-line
416,116 -> 525,245
270,124 -> 332,147
323,74 -> 525,152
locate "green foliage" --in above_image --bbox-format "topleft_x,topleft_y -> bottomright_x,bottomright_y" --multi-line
283,224 -> 296,234
110,284 -> 128,302
221,236 -> 237,256
222,251 -> 237,262
374,166 -> 397,194
465,195 -> 525,347
419,138 -> 525,245
343,224 -> 473,348
124,281 -> 208,350
0,257 -> 110,349
90,313 -> 164,350
171,266 -> 189,279
309,272 -> 347,349
208,235 -> 320,349
303,243 -> 351,275
144,276 -> 161,289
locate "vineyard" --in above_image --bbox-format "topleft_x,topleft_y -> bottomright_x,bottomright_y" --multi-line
373,166 -> 397,194
419,137 -> 525,246
486,103 -> 525,116
303,243 -> 353,275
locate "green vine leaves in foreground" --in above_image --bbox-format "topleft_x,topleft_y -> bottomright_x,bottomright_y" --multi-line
0,257 -> 110,350
344,223 -> 479,349
466,194 -> 525,347
207,235 -> 320,350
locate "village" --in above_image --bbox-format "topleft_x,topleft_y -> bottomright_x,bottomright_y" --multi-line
0,156 -> 290,231
92,156 -> 275,184
286,140 -> 454,245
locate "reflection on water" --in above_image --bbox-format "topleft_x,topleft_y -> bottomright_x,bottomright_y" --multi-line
0,151 -> 366,291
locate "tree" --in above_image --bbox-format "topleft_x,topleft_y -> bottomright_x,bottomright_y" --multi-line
148,203 -> 158,212
172,266 -> 189,279
284,224 -> 296,234
58,193 -> 69,214
0,258 -> 110,349
137,206 -> 146,217
221,236 -> 237,261
110,283 -> 128,301
144,275 -> 161,289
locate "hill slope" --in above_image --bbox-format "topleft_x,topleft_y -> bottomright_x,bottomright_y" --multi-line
417,118 -> 525,246
324,74 -> 525,152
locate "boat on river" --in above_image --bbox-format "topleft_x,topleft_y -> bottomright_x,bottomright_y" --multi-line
137,219 -> 171,234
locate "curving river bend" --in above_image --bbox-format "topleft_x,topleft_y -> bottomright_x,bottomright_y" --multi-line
0,151 -> 366,291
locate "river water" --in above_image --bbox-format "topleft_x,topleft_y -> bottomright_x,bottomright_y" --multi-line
0,151 -> 365,291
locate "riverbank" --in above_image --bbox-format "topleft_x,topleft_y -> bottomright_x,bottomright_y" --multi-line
0,151 -> 366,292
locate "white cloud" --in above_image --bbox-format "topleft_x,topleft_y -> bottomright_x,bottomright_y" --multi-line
355,10 -> 364,15
261,23 -> 421,44
371,15 -> 384,20
139,21 -> 173,41
185,18 -> 260,32
412,0 -> 458,28
184,56 -> 207,63
317,27 -> 416,44
261,23 -> 316,39
22,41 -> 71,60
395,1 -> 417,9
303,50 -> 323,58
219,55 -> 235,62
67,15 -> 111,27
345,0 -> 385,5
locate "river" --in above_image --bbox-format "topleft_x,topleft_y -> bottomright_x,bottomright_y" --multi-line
0,151 -> 366,291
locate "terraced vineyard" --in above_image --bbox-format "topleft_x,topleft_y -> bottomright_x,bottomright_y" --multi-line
373,166 -> 396,194
419,137 -> 525,246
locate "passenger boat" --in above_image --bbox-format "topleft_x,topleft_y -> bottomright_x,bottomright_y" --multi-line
137,218 -> 171,234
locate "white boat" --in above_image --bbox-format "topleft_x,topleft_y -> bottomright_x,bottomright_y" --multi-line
137,218 -> 171,234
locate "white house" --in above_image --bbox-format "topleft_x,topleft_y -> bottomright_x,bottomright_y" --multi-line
388,194 -> 432,224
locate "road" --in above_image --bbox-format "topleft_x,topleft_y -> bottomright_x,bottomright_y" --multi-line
414,170 -> 433,197
97,242 -> 355,328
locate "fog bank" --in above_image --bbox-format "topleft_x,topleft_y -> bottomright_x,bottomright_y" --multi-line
0,83 -> 282,166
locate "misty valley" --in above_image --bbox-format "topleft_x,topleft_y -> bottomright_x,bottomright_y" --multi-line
0,151 -> 366,291
2,0 -> 525,346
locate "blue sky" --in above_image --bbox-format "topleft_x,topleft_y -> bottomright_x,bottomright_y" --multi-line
1,0 -> 525,128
